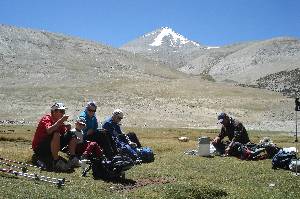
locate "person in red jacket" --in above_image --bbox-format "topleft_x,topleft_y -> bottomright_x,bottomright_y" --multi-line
32,102 -> 79,171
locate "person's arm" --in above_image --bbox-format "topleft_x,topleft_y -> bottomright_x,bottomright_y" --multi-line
225,123 -> 244,153
213,126 -> 226,143
46,115 -> 69,135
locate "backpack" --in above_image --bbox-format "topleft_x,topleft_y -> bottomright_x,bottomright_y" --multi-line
91,155 -> 134,180
272,149 -> 297,169
135,147 -> 155,163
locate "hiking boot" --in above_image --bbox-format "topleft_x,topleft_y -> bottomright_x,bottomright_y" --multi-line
68,156 -> 81,168
53,159 -> 70,172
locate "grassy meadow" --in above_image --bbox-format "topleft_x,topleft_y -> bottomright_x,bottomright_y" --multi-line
0,125 -> 300,199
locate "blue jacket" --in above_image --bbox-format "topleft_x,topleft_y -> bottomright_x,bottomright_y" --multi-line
79,110 -> 98,140
102,116 -> 122,138
102,116 -> 138,160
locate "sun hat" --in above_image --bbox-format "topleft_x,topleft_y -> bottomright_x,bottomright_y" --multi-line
51,102 -> 66,111
113,109 -> 124,119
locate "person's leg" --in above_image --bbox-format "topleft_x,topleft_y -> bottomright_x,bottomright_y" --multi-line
33,136 -> 53,168
68,138 -> 77,156
60,131 -> 80,167
51,132 -> 61,160
126,132 -> 142,148
61,131 -> 77,156
212,141 -> 226,154
120,142 -> 139,160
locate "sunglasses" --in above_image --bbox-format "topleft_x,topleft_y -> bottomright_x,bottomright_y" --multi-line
88,109 -> 96,113
116,116 -> 123,120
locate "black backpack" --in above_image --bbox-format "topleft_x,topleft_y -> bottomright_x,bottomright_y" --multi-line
91,155 -> 134,180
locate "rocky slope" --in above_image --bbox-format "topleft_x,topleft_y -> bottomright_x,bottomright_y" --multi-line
121,28 -> 300,97
0,24 -> 297,132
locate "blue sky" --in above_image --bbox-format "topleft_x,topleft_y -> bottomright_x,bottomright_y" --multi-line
1,0 -> 300,47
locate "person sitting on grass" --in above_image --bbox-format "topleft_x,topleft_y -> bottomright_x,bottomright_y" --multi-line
79,101 -> 99,141
101,109 -> 141,161
71,117 -> 103,160
32,102 -> 80,171
212,112 -> 251,156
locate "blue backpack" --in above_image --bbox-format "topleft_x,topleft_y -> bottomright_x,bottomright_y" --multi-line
272,149 -> 297,169
135,147 -> 155,163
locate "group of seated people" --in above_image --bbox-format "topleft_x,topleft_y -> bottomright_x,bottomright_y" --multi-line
31,101 -> 142,171
31,99 -> 255,171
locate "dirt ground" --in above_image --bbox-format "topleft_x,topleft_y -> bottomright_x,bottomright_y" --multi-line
0,76 -> 296,132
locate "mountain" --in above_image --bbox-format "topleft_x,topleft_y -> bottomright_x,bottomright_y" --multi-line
0,24 -> 296,132
121,27 -> 208,69
121,28 -> 300,97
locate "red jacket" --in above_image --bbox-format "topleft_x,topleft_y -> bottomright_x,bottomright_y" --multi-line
32,114 -> 66,150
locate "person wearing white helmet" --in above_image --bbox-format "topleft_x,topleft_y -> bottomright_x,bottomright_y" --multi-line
32,102 -> 80,171
101,109 -> 141,160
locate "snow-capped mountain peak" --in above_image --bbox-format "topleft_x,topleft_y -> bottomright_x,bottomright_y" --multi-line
146,27 -> 200,47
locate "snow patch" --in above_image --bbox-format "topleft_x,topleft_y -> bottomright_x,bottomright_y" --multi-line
149,27 -> 200,47
207,46 -> 220,49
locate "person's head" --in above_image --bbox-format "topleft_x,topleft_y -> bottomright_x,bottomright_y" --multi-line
75,117 -> 86,130
112,109 -> 124,124
217,112 -> 229,126
85,101 -> 97,118
50,102 -> 66,121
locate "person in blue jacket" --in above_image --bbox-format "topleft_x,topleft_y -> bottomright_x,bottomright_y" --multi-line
102,109 -> 141,160
79,101 -> 98,141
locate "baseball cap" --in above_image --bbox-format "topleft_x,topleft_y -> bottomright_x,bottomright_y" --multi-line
217,112 -> 227,123
51,102 -> 66,111
113,109 -> 124,119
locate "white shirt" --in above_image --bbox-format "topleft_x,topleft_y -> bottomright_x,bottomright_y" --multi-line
71,128 -> 83,144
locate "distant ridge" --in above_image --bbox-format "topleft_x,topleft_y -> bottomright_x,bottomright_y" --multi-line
121,27 -> 300,97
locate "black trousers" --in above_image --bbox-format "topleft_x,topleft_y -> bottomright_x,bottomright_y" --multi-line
127,132 -> 142,148
212,141 -> 226,154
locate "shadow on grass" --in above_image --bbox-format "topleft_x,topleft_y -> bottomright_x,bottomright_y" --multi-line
164,184 -> 228,199
109,177 -> 176,192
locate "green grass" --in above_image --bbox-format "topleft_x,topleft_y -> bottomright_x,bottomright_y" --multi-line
0,126 -> 300,199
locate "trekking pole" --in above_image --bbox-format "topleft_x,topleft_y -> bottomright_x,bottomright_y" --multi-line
0,160 -> 28,172
295,98 -> 300,176
0,167 -> 66,188
0,156 -> 42,170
